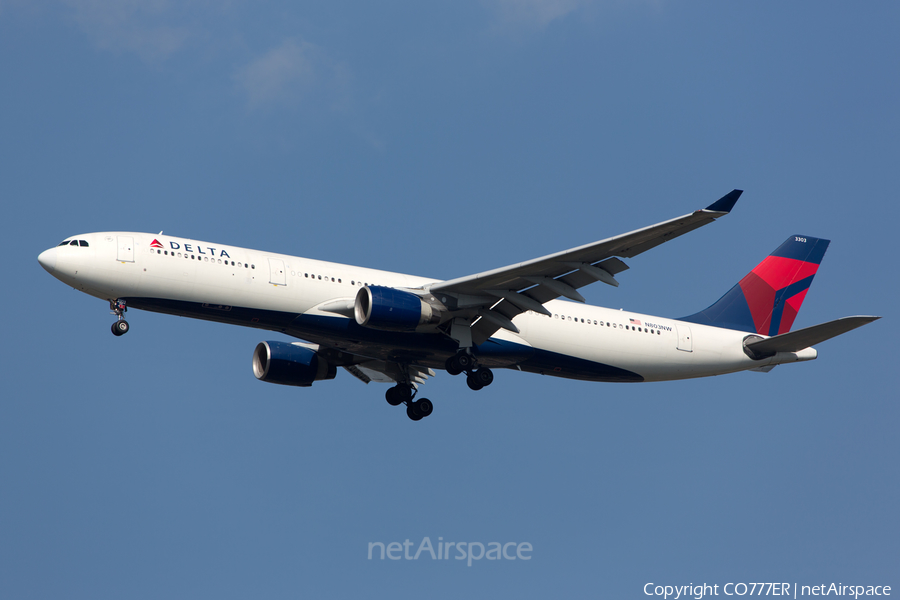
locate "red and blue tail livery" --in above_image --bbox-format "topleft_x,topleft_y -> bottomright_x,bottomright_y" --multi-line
682,235 -> 830,335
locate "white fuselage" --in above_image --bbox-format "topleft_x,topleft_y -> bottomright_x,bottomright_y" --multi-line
38,232 -> 816,383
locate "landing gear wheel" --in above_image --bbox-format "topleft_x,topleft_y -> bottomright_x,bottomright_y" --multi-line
386,384 -> 412,406
385,386 -> 402,406
456,353 -> 474,370
110,299 -> 129,336
406,402 -> 423,421
111,320 -> 130,336
445,355 -> 463,376
398,384 -> 413,402
474,367 -> 494,387
416,398 -> 434,418
466,373 -> 484,391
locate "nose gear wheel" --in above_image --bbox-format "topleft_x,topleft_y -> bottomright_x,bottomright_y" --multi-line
110,299 -> 130,336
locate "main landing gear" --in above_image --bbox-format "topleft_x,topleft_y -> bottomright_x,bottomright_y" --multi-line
110,299 -> 130,337
386,383 -> 434,422
445,351 -> 494,391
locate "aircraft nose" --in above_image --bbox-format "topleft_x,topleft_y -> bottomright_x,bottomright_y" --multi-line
38,248 -> 57,273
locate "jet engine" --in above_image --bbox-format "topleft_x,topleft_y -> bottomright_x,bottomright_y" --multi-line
252,341 -> 336,387
354,285 -> 441,332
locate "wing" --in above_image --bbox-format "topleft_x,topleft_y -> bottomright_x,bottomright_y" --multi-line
295,341 -> 437,388
426,190 -> 742,345
343,361 -> 436,388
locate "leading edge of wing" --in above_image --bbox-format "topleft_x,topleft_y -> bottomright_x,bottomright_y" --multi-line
429,190 -> 742,296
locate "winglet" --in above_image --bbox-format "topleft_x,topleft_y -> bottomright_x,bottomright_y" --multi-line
704,189 -> 743,213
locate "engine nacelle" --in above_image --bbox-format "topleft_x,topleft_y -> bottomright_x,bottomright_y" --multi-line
252,341 -> 336,387
354,285 -> 440,332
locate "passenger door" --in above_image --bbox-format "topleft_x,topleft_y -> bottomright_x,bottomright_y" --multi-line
117,236 -> 134,262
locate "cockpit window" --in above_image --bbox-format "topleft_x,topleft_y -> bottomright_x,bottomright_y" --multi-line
79,240 -> 89,247
69,240 -> 78,246
58,241 -> 70,246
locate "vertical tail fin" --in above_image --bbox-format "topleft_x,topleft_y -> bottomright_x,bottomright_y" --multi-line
681,235 -> 830,335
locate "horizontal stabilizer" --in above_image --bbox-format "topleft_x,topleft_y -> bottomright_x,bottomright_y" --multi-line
744,315 -> 880,357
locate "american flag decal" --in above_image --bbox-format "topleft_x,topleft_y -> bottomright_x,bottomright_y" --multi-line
629,318 -> 641,326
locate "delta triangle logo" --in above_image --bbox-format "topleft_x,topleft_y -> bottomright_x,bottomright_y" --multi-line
150,239 -> 164,248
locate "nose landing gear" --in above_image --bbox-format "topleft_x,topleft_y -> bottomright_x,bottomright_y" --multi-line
110,299 -> 130,336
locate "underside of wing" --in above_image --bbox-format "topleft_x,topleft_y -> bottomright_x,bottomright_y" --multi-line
343,361 -> 436,388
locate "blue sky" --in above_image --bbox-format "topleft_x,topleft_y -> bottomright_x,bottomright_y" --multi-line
1,2 -> 897,598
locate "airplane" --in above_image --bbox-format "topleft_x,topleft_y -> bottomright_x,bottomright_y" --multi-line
37,190 -> 879,421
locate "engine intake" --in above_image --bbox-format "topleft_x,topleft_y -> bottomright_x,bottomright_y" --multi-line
252,341 -> 336,387
354,285 -> 439,332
